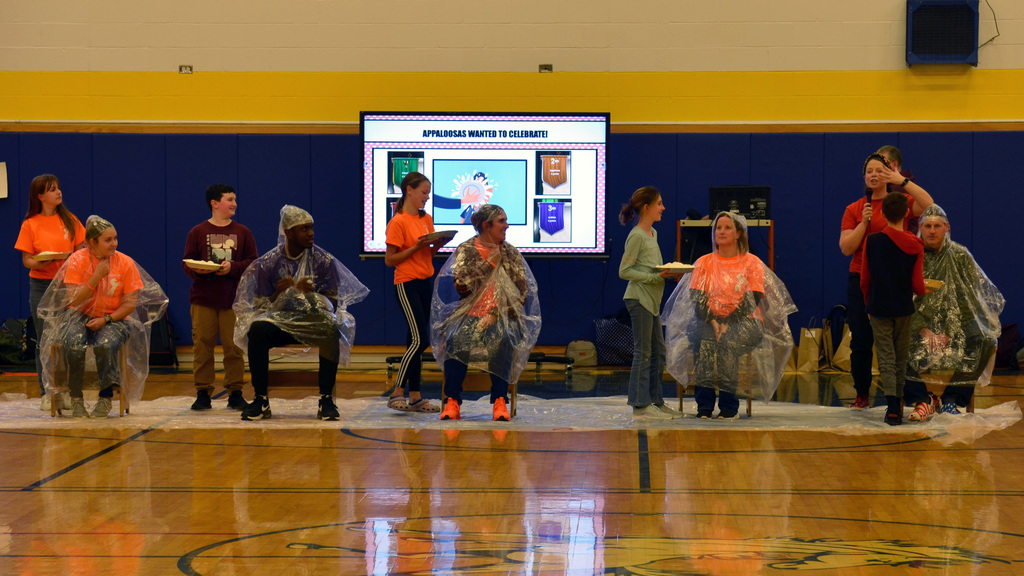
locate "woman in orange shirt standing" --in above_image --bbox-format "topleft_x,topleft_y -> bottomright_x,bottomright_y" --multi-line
384,172 -> 445,412
13,174 -> 85,409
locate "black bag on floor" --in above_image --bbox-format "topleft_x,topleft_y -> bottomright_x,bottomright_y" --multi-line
594,309 -> 634,366
0,318 -> 34,367
149,312 -> 179,367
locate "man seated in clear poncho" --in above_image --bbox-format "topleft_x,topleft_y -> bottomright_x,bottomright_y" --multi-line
904,204 -> 1004,420
233,205 -> 369,422
430,205 -> 542,422
662,211 -> 796,419
38,215 -> 168,418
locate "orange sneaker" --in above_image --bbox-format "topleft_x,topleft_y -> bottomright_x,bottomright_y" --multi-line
493,397 -> 511,421
440,398 -> 460,421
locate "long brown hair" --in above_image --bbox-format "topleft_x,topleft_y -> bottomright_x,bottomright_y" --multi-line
25,174 -> 80,241
619,186 -> 661,225
395,171 -> 430,213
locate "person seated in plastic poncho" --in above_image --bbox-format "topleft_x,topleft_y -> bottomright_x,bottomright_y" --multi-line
431,205 -> 541,422
904,204 -> 1004,420
37,215 -> 168,418
662,211 -> 796,420
233,205 -> 369,422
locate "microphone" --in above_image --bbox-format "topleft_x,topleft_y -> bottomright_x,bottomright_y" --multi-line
865,188 -> 873,226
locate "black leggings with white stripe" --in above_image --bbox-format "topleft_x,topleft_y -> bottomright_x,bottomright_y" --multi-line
395,277 -> 432,393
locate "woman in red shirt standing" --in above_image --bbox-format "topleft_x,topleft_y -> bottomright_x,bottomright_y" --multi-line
839,153 -> 932,409
14,174 -> 85,409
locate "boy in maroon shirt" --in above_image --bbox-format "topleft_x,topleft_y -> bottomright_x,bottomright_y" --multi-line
182,185 -> 258,410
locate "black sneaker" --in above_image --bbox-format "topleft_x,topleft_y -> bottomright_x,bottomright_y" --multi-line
696,409 -> 714,419
884,396 -> 903,426
241,396 -> 271,421
317,395 -> 339,421
191,389 -> 212,411
226,390 -> 247,411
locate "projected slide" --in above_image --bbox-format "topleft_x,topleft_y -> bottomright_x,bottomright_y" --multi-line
361,112 -> 608,256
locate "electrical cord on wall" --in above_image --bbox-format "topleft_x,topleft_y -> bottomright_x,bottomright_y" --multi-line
979,0 -> 1000,49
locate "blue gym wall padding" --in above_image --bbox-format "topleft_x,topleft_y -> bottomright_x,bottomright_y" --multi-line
3,130 -> 1019,348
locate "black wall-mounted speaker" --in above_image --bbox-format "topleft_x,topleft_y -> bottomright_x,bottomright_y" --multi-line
906,0 -> 979,66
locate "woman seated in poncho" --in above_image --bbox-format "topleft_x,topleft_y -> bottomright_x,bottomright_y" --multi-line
662,211 -> 796,420
38,215 -> 168,418
430,205 -> 541,422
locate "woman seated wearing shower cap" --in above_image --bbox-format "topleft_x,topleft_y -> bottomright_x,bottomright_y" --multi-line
233,204 -> 369,422
904,203 -> 1004,418
430,204 -> 541,422
662,211 -> 796,420
37,215 -> 169,418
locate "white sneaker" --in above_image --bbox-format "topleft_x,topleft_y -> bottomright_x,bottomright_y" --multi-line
40,394 -> 51,411
632,405 -> 674,420
59,391 -> 72,410
91,397 -> 113,419
654,403 -> 684,419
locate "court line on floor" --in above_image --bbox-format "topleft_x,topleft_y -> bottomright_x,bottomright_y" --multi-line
637,429 -> 651,493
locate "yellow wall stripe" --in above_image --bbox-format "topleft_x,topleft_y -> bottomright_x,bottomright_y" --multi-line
2,69 -> 1022,125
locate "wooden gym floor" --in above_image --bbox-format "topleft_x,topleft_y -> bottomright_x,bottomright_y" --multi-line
1,345 -> 1023,575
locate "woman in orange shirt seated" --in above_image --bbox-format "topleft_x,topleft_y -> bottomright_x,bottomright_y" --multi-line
38,216 -> 168,418
663,212 -> 796,420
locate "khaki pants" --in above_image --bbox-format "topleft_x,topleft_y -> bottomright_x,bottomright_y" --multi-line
191,304 -> 245,391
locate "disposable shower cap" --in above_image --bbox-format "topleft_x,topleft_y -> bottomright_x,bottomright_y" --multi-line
430,236 -> 541,385
85,214 -> 114,240
233,206 -> 369,365
277,205 -> 313,246
907,204 -> 1004,386
710,211 -> 750,254
36,246 -> 169,403
662,241 -> 796,403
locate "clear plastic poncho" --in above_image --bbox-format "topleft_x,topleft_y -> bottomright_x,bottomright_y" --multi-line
37,249 -> 169,403
662,213 -> 796,402
430,236 -> 542,385
232,206 -> 369,366
907,206 -> 1004,387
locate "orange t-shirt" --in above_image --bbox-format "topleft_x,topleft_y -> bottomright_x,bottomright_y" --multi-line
64,250 -> 144,317
385,210 -> 435,284
467,239 -> 498,318
14,214 -> 86,279
689,252 -> 765,319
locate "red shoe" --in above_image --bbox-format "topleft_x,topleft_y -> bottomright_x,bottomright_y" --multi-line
908,394 -> 938,422
440,398 -> 460,421
850,395 -> 870,410
493,397 -> 511,421
908,401 -> 934,422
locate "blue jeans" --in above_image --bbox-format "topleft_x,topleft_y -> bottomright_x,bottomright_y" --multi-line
29,277 -> 51,395
692,316 -> 762,414
61,311 -> 130,398
626,299 -> 665,408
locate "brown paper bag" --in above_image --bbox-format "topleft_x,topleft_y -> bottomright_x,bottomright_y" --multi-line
796,327 -> 822,372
